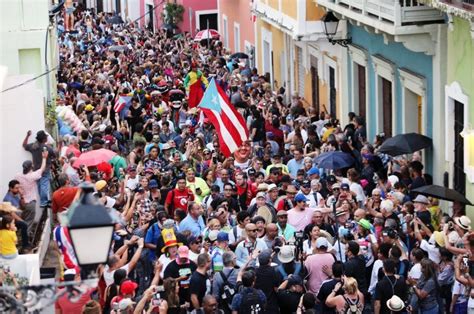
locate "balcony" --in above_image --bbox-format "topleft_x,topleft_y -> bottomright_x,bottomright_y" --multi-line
419,0 -> 474,19
316,0 -> 445,35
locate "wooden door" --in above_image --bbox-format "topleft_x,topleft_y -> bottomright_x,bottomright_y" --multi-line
357,64 -> 366,119
311,65 -> 320,114
454,100 -> 466,195
381,78 -> 392,137
329,66 -> 336,117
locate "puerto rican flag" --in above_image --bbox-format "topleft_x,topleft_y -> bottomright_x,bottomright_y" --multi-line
198,79 -> 249,157
113,95 -> 132,117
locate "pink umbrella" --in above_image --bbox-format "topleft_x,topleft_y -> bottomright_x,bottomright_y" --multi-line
194,29 -> 220,41
72,148 -> 116,168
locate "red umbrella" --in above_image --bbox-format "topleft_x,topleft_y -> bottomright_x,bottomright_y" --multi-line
194,29 -> 220,41
72,149 -> 116,168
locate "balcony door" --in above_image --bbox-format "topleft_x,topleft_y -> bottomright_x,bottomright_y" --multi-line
454,100 -> 466,195
382,77 -> 392,137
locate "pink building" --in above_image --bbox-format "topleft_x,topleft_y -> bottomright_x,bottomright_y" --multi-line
218,0 -> 256,65
137,0 -> 218,35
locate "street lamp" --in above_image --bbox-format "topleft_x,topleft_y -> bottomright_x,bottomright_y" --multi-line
322,11 -> 351,47
66,183 -> 114,267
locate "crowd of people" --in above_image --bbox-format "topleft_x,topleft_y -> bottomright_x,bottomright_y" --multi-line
1,5 -> 473,314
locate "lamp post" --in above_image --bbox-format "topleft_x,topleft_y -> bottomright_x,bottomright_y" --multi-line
0,183 -> 115,312
66,183 -> 115,270
322,11 -> 352,48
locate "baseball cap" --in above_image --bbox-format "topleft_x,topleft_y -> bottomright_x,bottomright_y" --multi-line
177,245 -> 189,259
118,298 -> 135,310
248,168 -> 256,176
277,210 -> 288,217
294,194 -> 308,203
217,232 -> 229,242
316,237 -> 329,249
120,280 -> 138,295
148,179 -> 158,189
326,175 -> 337,184
287,275 -> 303,288
357,219 -> 372,230
267,183 -> 278,192
256,191 -> 266,199
95,180 -> 107,191
301,180 -> 311,188
307,167 -> 320,176
257,183 -> 269,192
332,183 -> 341,189
127,165 -> 137,172
188,235 -> 202,244
341,183 -> 350,190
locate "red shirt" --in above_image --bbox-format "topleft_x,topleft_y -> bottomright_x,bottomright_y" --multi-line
165,188 -> 194,215
55,287 -> 94,314
52,186 -> 79,214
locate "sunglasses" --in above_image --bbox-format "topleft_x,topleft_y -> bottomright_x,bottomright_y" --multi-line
248,229 -> 257,232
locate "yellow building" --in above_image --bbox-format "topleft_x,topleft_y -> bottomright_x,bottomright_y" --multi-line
253,0 -> 348,121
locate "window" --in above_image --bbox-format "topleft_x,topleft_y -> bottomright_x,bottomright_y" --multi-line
372,55 -> 395,136
296,47 -> 305,98
348,45 -> 368,120
399,68 -> 426,134
223,16 -> 228,48
234,23 -> 240,52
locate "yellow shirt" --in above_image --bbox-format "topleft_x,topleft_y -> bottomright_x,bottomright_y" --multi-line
0,229 -> 18,256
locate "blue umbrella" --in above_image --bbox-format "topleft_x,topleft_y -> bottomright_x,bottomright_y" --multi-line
315,151 -> 354,170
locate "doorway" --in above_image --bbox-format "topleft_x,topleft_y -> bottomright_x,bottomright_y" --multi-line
329,66 -> 336,118
381,77 -> 392,137
454,100 -> 466,195
147,4 -> 154,31
356,64 -> 366,119
311,64 -> 320,114
198,13 -> 218,31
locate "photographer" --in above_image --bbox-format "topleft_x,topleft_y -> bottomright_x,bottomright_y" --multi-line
235,223 -> 267,267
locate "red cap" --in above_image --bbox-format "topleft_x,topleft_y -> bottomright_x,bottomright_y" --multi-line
120,280 -> 138,295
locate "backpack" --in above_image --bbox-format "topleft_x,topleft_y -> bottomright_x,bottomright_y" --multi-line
342,295 -> 363,314
219,269 -> 236,310
239,288 -> 264,314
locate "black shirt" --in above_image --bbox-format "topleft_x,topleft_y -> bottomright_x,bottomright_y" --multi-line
255,265 -> 280,314
344,256 -> 367,293
276,289 -> 303,314
163,260 -> 197,304
317,278 -> 342,314
189,271 -> 208,309
375,275 -> 408,313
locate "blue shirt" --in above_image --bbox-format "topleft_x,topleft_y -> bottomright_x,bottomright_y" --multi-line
235,238 -> 268,268
287,158 -> 304,178
179,214 -> 205,237
3,192 -> 20,208
145,223 -> 162,261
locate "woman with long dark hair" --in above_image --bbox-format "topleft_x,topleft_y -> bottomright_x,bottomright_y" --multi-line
103,268 -> 127,313
408,258 -> 441,314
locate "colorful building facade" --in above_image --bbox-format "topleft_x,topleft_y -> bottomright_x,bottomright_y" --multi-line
253,0 -> 346,118
218,0 -> 256,66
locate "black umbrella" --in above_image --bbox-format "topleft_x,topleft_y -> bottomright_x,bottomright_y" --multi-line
107,16 -> 124,25
377,133 -> 432,156
230,52 -> 249,59
412,185 -> 472,205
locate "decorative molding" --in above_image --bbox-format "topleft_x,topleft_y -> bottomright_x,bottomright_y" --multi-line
348,44 -> 368,66
394,30 -> 437,55
418,0 -> 474,20
399,68 -> 427,134
444,81 -> 473,182
399,68 -> 427,96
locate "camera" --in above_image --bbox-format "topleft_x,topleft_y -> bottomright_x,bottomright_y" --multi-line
448,221 -> 455,231
463,255 -> 469,268
152,293 -> 161,306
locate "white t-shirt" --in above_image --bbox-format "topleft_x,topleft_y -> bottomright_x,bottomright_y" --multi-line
103,264 -> 129,287
303,239 -> 333,256
369,259 -> 384,295
350,182 -> 366,204
420,239 -> 441,264
408,263 -> 422,280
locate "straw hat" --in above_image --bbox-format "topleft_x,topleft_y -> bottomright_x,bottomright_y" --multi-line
0,202 -> 19,213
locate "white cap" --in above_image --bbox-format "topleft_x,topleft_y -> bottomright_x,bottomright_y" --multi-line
316,237 -> 329,249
